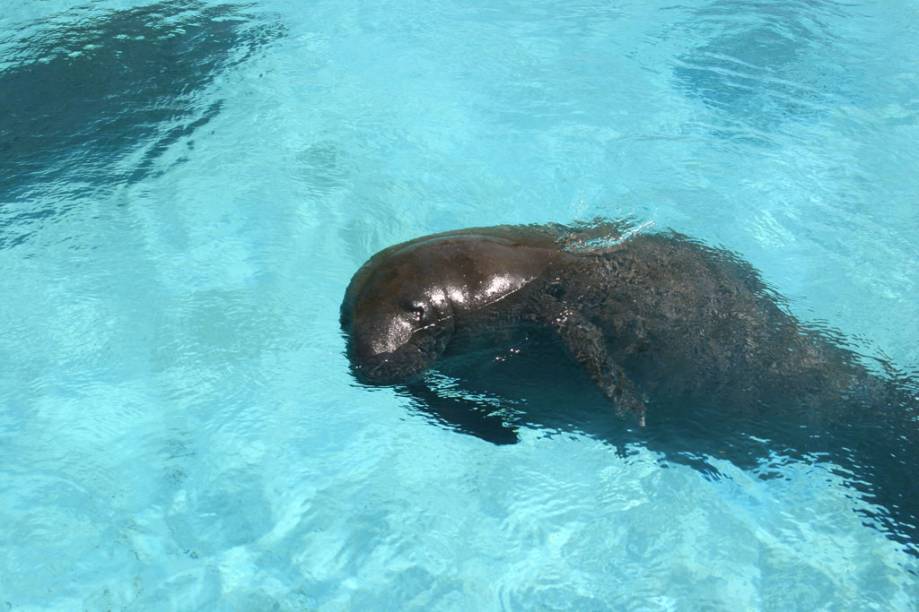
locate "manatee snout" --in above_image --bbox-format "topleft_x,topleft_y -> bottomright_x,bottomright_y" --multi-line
344,327 -> 444,386
341,295 -> 453,386
347,341 -> 426,385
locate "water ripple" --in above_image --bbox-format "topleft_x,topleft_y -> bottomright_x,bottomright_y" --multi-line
673,0 -> 858,137
0,1 -> 285,246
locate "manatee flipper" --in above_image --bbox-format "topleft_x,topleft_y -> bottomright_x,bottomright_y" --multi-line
534,294 -> 647,425
400,383 -> 519,445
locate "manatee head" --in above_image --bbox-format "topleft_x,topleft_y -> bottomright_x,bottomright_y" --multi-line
340,244 -> 456,385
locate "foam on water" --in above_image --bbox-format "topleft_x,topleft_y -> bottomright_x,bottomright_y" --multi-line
0,0 -> 917,609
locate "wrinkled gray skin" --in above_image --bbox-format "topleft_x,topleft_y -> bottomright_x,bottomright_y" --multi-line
341,221 -> 888,423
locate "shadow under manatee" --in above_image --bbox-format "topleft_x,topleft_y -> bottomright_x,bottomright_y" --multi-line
399,332 -> 919,555
0,1 -> 284,245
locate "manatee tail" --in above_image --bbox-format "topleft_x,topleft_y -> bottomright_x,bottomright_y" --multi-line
825,374 -> 919,554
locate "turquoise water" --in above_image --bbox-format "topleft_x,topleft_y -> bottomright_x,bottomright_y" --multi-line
1,0 -> 918,609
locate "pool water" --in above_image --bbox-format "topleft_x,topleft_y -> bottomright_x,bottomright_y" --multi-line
1,0 -> 917,609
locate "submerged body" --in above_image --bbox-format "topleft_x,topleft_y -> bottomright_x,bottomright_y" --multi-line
341,221 -> 891,419
340,221 -> 917,546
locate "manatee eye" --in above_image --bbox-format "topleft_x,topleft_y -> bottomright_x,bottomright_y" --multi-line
403,300 -> 427,322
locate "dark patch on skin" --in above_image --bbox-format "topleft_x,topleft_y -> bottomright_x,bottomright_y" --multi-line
672,0 -> 853,141
341,220 -> 918,552
0,1 -> 285,246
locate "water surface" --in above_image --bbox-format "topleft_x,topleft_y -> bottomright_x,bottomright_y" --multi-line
0,0 -> 917,609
